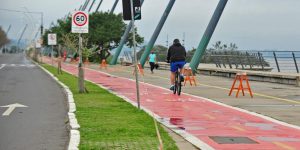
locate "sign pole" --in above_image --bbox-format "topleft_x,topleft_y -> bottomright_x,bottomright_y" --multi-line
51,45 -> 54,65
130,0 -> 141,109
72,11 -> 89,93
48,33 -> 57,65
79,33 -> 83,66
78,33 -> 85,93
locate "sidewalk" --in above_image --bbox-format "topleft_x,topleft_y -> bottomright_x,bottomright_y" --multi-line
44,58 -> 300,150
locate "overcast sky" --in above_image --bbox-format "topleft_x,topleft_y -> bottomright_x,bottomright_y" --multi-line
1,0 -> 300,50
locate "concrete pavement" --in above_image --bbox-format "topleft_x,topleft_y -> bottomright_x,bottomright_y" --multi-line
0,54 -> 68,150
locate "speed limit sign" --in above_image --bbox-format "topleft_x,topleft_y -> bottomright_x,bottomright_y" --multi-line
48,33 -> 57,45
72,11 -> 89,33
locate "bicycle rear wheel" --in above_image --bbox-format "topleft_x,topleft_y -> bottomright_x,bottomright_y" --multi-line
177,73 -> 182,95
173,72 -> 178,94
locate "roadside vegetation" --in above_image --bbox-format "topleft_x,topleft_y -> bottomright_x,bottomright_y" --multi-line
42,64 -> 178,150
0,26 -> 10,51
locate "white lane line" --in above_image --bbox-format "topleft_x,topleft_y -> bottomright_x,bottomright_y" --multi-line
27,64 -> 35,67
0,64 -> 5,70
0,64 -> 35,68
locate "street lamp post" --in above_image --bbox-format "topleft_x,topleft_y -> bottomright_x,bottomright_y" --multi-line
0,8 -> 44,58
3,25 -> 12,53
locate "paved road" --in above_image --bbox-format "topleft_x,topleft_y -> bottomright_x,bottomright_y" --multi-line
0,54 -> 68,150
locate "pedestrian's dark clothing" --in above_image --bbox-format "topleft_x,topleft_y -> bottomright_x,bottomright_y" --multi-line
149,62 -> 155,72
97,49 -> 110,60
167,43 -> 186,63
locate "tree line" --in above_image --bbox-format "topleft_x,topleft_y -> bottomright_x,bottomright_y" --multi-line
42,11 -> 144,62
0,26 -> 10,51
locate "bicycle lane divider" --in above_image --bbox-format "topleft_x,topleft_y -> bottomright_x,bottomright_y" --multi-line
43,58 -> 300,150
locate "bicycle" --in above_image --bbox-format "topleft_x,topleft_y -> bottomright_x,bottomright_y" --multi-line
173,67 -> 182,95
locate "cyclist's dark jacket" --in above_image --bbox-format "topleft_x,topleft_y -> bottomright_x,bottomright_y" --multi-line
167,43 -> 186,63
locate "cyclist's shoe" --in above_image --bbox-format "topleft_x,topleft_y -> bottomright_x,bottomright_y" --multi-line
170,85 -> 175,91
180,75 -> 184,82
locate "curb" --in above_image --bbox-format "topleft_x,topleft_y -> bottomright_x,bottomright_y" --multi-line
34,62 -> 80,150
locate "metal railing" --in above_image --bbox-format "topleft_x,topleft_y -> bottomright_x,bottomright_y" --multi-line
207,50 -> 300,73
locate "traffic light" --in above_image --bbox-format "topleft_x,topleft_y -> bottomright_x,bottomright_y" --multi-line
41,25 -> 43,36
122,0 -> 141,20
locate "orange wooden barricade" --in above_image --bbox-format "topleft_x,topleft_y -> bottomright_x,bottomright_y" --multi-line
84,58 -> 90,67
183,68 -> 197,86
70,57 -> 79,64
100,59 -> 107,69
133,63 -> 144,76
229,72 -> 253,98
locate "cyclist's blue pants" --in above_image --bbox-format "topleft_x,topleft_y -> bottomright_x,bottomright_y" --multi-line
170,61 -> 186,72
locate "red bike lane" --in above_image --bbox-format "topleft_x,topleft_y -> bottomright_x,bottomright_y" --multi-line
44,59 -> 300,150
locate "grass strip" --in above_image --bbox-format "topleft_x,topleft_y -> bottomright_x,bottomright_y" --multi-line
42,64 -> 178,150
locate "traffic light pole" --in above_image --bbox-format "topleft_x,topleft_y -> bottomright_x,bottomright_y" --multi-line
129,0 -> 141,109
189,0 -> 228,72
110,0 -> 144,65
40,12 -> 43,62
139,0 -> 176,67
18,24 -> 28,48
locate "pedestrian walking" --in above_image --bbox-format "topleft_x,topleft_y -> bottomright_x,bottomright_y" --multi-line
148,51 -> 157,74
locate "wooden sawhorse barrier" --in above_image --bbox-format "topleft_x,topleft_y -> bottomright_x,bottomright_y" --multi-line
133,63 -> 144,76
229,72 -> 253,98
100,59 -> 107,69
183,68 -> 197,86
84,58 -> 90,67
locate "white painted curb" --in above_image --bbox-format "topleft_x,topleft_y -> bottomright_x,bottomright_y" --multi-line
34,63 -> 80,150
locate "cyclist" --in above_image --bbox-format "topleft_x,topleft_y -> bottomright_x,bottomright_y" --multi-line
167,39 -> 186,90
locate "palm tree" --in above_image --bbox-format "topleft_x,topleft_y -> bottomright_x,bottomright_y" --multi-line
229,43 -> 238,51
212,41 -> 222,50
223,44 -> 227,50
